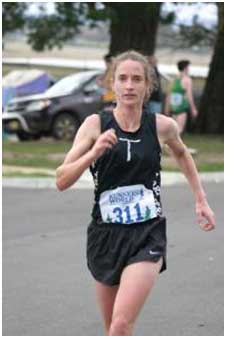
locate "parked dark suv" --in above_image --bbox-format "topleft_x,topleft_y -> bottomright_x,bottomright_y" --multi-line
3,70 -> 104,141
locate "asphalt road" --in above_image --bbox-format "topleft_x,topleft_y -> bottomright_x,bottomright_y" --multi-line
3,182 -> 224,336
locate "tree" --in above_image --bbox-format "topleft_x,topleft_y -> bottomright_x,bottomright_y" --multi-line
2,2 -> 223,134
2,2 -> 162,55
29,3 -> 162,56
196,3 -> 224,134
2,3 -> 27,37
106,3 -> 162,55
27,3 -> 87,51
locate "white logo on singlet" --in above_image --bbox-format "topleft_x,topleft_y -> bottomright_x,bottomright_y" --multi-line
119,138 -> 141,162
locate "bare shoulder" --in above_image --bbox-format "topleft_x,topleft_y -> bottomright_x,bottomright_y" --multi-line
73,113 -> 100,145
83,113 -> 100,132
181,75 -> 192,88
62,114 -> 100,164
156,114 -> 179,144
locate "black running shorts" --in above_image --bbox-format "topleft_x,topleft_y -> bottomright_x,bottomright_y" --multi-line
86,216 -> 167,286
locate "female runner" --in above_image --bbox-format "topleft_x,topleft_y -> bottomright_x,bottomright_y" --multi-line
56,50 -> 215,336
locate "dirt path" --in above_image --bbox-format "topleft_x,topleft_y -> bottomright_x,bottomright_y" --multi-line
3,40 -> 212,66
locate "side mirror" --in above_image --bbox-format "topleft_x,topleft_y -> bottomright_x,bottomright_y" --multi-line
83,88 -> 93,95
84,85 -> 104,96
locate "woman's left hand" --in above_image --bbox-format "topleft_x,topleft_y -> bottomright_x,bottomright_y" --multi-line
196,199 -> 216,231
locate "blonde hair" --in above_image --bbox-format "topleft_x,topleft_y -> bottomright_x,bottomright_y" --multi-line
110,50 -> 157,102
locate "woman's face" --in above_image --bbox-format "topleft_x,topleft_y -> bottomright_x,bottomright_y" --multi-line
112,59 -> 147,107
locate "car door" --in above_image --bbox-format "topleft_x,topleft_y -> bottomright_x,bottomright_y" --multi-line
77,76 -> 104,119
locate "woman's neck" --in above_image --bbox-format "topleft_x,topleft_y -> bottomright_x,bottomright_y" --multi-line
180,70 -> 188,78
113,104 -> 143,132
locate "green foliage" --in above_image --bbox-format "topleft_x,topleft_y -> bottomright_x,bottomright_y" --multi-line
26,2 -> 110,51
27,3 -> 85,51
3,139 -> 71,154
87,3 -> 111,23
179,18 -> 217,47
160,11 -> 176,25
2,3 -> 28,36
4,171 -> 54,178
2,2 -> 162,52
3,2 -> 218,51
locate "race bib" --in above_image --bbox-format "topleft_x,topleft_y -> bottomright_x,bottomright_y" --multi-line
99,184 -> 157,224
170,93 -> 183,107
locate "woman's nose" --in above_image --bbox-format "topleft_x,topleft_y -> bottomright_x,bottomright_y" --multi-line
125,78 -> 133,89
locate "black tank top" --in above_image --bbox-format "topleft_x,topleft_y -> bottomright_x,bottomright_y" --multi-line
90,109 -> 162,224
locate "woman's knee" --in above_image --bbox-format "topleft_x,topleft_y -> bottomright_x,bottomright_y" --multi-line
109,314 -> 133,336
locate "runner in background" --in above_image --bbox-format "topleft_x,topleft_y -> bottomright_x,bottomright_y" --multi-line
146,55 -> 164,114
98,53 -> 116,111
165,60 -> 198,134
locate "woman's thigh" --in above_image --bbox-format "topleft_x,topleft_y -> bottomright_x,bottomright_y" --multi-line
112,259 -> 163,323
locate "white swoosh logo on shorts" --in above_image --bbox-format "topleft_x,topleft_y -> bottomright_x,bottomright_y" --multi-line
149,250 -> 161,255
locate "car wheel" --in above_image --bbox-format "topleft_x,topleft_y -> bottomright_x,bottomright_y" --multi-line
52,113 -> 79,141
16,131 -> 32,141
31,134 -> 42,140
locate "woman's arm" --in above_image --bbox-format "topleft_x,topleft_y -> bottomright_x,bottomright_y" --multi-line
183,77 -> 198,118
56,114 -> 98,191
157,115 -> 215,231
56,114 -> 118,191
163,94 -> 171,116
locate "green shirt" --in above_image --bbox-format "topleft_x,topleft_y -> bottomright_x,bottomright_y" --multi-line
170,78 -> 189,114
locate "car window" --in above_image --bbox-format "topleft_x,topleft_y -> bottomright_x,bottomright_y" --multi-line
84,78 -> 100,92
46,71 -> 101,96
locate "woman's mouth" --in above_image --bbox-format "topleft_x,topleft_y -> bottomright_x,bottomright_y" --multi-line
123,94 -> 136,98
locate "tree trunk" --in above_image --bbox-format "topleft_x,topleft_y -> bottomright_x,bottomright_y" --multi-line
107,3 -> 161,56
197,3 -> 224,134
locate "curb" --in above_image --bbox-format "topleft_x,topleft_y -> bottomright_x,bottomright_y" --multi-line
2,171 -> 224,189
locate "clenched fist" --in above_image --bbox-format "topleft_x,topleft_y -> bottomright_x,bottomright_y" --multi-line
196,199 -> 215,232
91,128 -> 118,160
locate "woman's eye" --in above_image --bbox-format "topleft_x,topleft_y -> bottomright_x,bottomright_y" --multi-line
133,77 -> 142,82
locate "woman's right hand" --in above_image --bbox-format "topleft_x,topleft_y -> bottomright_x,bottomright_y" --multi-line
191,107 -> 198,118
91,128 -> 118,160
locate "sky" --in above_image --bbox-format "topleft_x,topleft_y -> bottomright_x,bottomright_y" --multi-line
162,2 -> 217,29
26,2 -> 218,29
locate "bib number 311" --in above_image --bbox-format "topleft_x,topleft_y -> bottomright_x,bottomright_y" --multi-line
113,203 -> 144,223
99,184 -> 157,224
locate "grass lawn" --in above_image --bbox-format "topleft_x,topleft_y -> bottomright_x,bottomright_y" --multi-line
2,134 -> 224,177
3,138 -> 71,154
3,138 -> 70,170
161,134 -> 224,172
3,172 -> 54,178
